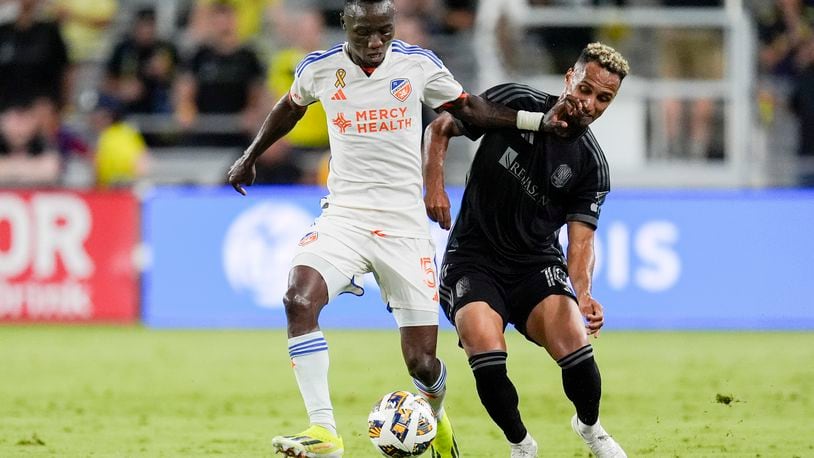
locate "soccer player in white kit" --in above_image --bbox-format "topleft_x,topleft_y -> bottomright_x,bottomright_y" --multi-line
227,1 -> 553,456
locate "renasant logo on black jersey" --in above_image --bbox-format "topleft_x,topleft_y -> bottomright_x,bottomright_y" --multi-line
498,147 -> 548,206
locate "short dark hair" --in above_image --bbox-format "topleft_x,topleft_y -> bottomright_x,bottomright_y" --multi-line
577,42 -> 630,80
345,0 -> 388,6
344,0 -> 392,13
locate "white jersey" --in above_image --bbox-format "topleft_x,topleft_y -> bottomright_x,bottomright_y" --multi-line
290,40 -> 464,238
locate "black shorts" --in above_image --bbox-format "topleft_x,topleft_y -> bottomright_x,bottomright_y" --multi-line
438,259 -> 577,341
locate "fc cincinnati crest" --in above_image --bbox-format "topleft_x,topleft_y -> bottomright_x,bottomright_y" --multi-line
390,78 -> 412,102
551,164 -> 574,188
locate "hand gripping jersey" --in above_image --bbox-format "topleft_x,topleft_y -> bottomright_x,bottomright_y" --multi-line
290,40 -> 464,238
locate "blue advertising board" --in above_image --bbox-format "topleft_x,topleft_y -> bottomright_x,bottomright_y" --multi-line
142,187 -> 814,329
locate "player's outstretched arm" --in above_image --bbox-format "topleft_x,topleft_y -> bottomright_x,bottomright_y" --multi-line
443,92 -> 586,134
442,93 -> 524,130
566,220 -> 604,336
442,93 -> 549,132
227,94 -> 307,195
422,113 -> 463,230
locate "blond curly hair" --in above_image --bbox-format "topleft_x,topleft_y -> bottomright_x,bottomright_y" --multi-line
578,42 -> 630,80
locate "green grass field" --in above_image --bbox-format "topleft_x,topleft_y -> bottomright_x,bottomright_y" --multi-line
1,327 -> 812,457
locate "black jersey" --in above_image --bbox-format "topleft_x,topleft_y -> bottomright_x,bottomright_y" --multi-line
444,83 -> 610,271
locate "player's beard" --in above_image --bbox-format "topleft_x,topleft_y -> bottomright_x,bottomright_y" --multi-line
576,114 -> 593,128
563,113 -> 592,134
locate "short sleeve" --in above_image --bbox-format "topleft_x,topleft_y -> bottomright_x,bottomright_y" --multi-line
289,63 -> 318,106
422,64 -> 464,109
566,137 -> 611,229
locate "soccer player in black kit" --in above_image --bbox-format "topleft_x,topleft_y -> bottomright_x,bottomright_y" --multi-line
422,42 -> 629,458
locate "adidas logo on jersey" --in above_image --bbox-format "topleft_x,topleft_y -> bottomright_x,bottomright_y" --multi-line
331,89 -> 347,100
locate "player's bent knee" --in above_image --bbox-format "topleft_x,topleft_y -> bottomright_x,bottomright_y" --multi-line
404,352 -> 437,383
282,288 -> 321,323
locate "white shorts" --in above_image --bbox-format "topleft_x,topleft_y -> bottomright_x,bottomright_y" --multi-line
291,218 -> 439,327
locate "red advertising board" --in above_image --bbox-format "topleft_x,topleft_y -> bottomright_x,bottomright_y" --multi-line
0,190 -> 139,322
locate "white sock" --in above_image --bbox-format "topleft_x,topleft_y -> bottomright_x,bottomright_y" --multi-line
288,331 -> 336,435
413,359 -> 447,419
577,416 -> 602,437
510,432 -> 535,446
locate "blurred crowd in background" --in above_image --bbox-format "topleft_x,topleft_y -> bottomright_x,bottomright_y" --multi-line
0,0 -> 812,189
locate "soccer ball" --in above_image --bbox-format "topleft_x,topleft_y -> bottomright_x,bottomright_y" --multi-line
368,390 -> 437,457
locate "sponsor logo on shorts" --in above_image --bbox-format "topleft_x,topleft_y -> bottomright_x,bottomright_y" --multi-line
298,231 -> 318,246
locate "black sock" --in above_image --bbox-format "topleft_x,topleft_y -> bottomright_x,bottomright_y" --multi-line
468,351 -> 527,443
558,344 -> 601,426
